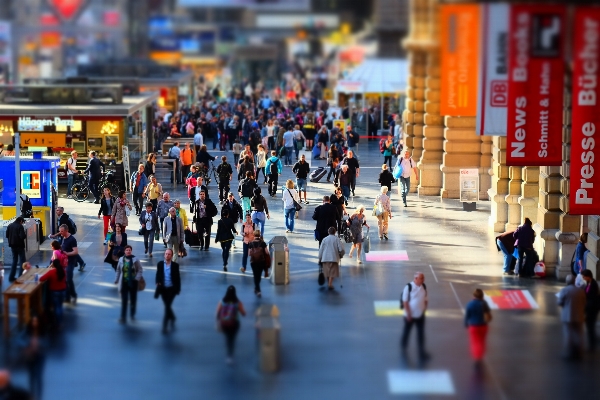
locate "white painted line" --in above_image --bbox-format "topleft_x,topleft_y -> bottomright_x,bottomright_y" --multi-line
522,289 -> 540,309
429,264 -> 438,283
387,370 -> 455,395
449,282 -> 464,310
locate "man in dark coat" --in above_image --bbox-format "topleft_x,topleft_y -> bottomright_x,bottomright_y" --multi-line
313,196 -> 341,246
155,248 -> 181,333
6,217 -> 26,282
194,191 -> 218,251
84,150 -> 105,203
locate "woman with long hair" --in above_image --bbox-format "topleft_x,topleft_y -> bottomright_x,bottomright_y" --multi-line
39,258 -> 67,327
215,209 -> 238,272
255,144 -> 268,184
98,187 -> 116,244
216,285 -> 246,364
282,179 -> 300,233
144,153 -> 156,178
251,186 -> 269,237
347,205 -> 370,264
111,190 -> 133,229
104,223 -> 128,270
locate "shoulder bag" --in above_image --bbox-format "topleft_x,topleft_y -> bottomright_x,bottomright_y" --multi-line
138,275 -> 146,291
318,263 -> 325,286
287,189 -> 302,211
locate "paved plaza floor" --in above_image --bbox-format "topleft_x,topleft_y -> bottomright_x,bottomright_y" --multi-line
3,142 -> 599,399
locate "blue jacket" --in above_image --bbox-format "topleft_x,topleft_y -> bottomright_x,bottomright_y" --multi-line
464,299 -> 490,327
264,156 -> 282,176
131,171 -> 148,193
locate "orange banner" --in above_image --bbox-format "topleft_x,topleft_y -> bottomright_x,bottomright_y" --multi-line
440,4 -> 480,116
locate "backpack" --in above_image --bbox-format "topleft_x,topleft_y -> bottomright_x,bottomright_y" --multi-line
352,131 -> 360,143
379,139 -> 386,154
20,194 -> 33,218
400,282 -> 427,309
269,160 -> 278,175
218,302 -> 238,327
56,250 -> 68,268
249,240 -> 266,265
67,216 -> 77,235
241,179 -> 254,198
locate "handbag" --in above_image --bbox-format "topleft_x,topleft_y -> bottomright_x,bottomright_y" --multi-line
138,226 -> 144,236
154,230 -> 160,241
125,204 -> 131,217
287,189 -> 302,212
375,202 -> 383,217
137,276 -> 146,291
392,161 -> 403,179
318,263 -> 325,286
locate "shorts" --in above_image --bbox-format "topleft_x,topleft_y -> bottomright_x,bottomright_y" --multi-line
296,178 -> 307,192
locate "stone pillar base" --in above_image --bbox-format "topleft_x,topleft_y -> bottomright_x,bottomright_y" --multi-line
479,166 -> 491,201
533,224 -> 560,277
418,162 -> 443,196
556,232 -> 578,280
488,190 -> 508,231
440,166 -> 460,199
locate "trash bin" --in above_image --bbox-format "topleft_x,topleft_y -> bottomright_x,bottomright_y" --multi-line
268,236 -> 289,285
256,304 -> 280,373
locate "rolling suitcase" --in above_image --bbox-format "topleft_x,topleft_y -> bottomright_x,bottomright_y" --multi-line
310,166 -> 327,183
185,230 -> 201,248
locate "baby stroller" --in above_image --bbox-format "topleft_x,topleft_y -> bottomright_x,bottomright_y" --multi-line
340,216 -> 353,243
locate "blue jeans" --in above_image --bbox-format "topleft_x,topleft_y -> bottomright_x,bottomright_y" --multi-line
400,176 -> 411,204
252,211 -> 266,236
144,228 -> 156,254
285,147 -> 293,165
9,247 -> 26,280
67,174 -> 75,196
242,242 -> 249,269
296,178 -> 307,193
284,207 -> 295,232
341,185 -> 350,202
496,239 -> 514,273
52,290 -> 66,325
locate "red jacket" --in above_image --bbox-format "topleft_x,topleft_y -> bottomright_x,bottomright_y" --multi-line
39,268 -> 67,291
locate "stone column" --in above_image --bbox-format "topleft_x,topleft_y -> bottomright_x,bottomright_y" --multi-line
488,136 -> 509,232
519,167 -> 539,221
505,167 -> 522,231
440,116 -> 481,198
418,50 -> 444,196
479,136 -> 492,200
588,216 -> 600,278
534,166 -> 563,277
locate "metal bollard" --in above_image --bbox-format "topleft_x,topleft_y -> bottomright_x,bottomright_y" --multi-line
255,304 -> 280,373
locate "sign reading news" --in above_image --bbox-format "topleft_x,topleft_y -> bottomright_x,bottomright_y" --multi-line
18,117 -> 76,131
21,171 -> 41,199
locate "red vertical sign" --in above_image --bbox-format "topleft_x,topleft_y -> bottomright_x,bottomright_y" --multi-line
506,5 -> 566,166
570,7 -> 600,215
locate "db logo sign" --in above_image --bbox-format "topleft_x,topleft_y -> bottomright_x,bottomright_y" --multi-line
490,80 -> 508,107
21,171 -> 41,198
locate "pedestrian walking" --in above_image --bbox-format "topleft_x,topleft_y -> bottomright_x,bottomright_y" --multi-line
334,165 -> 352,205
104,223 -> 127,270
167,141 -> 181,184
496,230 -> 516,275
256,144 -> 268,184
180,143 -> 195,184
347,206 -> 369,264
215,209 -> 238,271
66,150 -> 78,198
194,191 -> 218,251
239,213 -> 255,273
130,164 -> 148,215
163,207 -> 185,262
251,187 -> 270,236
247,230 -> 270,297
216,285 -> 247,364
155,249 -> 181,334
59,224 -> 79,304
580,270 -> 599,352
238,171 -> 258,216
313,196 -> 340,246
397,151 -> 418,207
318,227 -> 345,290
98,187 -> 116,244
114,245 -> 143,323
283,126 -> 294,166
48,206 -> 86,270
401,272 -> 430,361
139,202 -> 159,257
341,150 -> 360,197
111,190 -> 133,229
573,233 -> 589,275
382,135 -> 395,169
144,153 -> 157,178
557,274 -> 586,360
84,150 -> 105,203
374,187 -> 392,241
329,187 -> 347,234
292,154 -> 310,204
216,156 -> 233,204
144,175 -> 162,211
513,218 -> 535,277
265,151 -> 282,197
157,193 -> 175,238
282,179 -> 300,233
6,217 -> 26,282
378,164 -> 396,199
465,288 -> 492,363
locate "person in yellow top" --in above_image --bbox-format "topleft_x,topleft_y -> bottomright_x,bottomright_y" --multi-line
173,199 -> 189,229
145,175 -> 163,211
180,143 -> 195,185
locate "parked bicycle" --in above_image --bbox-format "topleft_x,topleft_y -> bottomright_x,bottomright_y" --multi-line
72,170 -> 120,202
197,161 -> 217,186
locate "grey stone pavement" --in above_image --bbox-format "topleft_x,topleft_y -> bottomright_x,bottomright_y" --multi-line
3,142 -> 600,399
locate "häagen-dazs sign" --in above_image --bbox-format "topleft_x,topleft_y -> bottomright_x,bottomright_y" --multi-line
18,117 -> 76,131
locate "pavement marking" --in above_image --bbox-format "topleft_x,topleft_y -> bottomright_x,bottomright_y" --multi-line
374,301 -> 403,316
364,250 -> 409,262
387,370 -> 455,395
449,282 -> 463,309
429,264 -> 438,283
484,290 -> 539,310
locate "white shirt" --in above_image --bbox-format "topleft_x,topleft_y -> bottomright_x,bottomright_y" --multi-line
282,188 -> 299,210
67,157 -> 77,175
402,282 -> 428,318
400,157 -> 415,179
164,261 -> 173,287
144,213 -> 153,230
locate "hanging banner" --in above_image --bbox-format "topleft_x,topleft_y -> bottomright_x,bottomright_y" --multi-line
506,4 -> 566,166
440,4 -> 480,117
476,3 -> 510,136
570,7 -> 600,215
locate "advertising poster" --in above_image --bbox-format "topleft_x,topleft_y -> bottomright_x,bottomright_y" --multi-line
506,4 -> 566,166
459,169 -> 479,202
476,3 -> 510,136
440,4 -> 480,117
21,171 -> 42,199
570,7 -> 600,215
484,290 -> 539,310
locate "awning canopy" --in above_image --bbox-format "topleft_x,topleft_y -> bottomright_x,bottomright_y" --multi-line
336,59 -> 408,94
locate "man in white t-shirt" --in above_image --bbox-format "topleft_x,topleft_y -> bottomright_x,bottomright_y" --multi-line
66,150 -> 78,198
401,272 -> 429,360
398,151 -> 419,207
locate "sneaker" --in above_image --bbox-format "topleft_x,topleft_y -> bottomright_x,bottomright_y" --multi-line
304,200 -> 309,204
145,248 -> 148,254
240,267 -> 246,273
223,266 -> 227,272
149,253 -> 153,258
404,203 -> 408,207
503,271 -> 515,276
383,234 -> 388,240
286,229 -> 291,233
379,236 -> 383,240
67,195 -> 72,199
